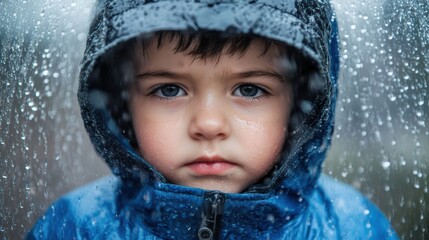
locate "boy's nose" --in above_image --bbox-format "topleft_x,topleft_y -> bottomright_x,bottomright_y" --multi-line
188,95 -> 230,141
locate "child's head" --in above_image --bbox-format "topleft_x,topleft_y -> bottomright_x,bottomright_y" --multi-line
95,32 -> 320,192
128,31 -> 292,193
81,0 -> 337,196
93,30 -> 321,193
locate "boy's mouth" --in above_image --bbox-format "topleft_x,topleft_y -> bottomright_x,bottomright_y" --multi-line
185,156 -> 236,176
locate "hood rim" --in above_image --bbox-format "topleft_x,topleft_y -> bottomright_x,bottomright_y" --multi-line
78,0 -> 337,195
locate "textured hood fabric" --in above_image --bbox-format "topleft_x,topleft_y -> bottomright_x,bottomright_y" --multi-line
79,0 -> 338,194
28,0 -> 399,239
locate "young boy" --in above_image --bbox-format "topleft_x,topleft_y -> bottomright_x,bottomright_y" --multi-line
28,0 -> 398,239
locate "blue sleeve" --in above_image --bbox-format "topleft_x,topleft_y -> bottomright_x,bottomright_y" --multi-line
26,198 -> 81,239
317,175 -> 399,239
26,177 -> 120,240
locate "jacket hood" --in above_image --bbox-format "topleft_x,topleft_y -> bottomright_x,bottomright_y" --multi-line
78,0 -> 339,195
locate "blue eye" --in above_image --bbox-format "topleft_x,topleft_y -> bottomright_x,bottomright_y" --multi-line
153,84 -> 186,98
233,84 -> 265,98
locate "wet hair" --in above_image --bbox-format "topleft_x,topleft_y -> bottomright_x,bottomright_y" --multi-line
90,30 -> 323,150
144,31 -> 278,60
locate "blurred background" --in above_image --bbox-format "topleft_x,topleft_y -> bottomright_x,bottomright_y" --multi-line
0,0 -> 427,239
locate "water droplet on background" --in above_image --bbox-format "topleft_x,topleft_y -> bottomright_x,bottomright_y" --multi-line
326,0 -> 428,239
0,0 -> 427,239
1,1 -> 109,239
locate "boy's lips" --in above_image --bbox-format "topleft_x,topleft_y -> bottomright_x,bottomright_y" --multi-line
185,156 -> 236,176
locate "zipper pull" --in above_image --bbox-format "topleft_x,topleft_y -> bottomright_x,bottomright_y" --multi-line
198,192 -> 225,240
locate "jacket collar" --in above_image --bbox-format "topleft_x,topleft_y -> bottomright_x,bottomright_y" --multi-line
118,177 -> 307,239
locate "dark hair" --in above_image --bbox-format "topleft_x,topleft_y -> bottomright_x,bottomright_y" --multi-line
145,31 -> 278,60
90,30 -> 323,149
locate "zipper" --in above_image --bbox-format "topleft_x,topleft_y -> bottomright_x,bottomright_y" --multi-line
198,191 -> 225,240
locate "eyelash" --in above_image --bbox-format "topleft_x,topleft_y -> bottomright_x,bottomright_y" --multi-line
149,84 -> 187,101
148,83 -> 269,101
232,83 -> 269,101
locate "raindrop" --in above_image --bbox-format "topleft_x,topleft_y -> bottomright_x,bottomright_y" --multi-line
381,161 -> 391,169
41,70 -> 50,76
400,156 -> 406,166
267,214 -> 275,224
89,90 -> 109,109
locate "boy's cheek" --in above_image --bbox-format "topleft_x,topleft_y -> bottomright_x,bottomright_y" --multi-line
133,119 -> 184,166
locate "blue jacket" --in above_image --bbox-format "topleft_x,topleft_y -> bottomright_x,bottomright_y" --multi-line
28,0 -> 398,239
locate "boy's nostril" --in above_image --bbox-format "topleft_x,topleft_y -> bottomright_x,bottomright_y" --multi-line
190,114 -> 230,140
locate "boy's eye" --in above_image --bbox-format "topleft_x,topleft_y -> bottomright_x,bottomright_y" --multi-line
153,84 -> 186,98
233,84 -> 265,98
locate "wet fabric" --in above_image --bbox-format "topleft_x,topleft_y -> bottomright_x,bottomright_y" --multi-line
28,0 -> 399,239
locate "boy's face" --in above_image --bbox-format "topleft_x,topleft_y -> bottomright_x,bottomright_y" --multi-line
129,37 -> 292,193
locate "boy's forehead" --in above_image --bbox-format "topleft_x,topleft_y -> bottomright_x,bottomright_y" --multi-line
135,35 -> 285,73
136,32 -> 285,60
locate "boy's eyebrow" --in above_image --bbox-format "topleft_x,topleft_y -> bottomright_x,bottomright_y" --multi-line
136,71 -> 188,81
136,70 -> 286,83
231,70 -> 286,83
